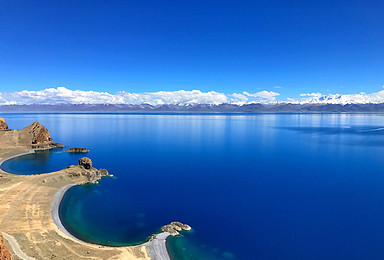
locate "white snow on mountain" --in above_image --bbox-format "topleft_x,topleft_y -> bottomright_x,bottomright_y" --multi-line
292,90 -> 384,105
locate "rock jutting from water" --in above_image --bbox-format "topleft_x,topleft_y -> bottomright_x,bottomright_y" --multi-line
78,157 -> 92,169
161,222 -> 192,236
64,157 -> 112,183
62,147 -> 89,153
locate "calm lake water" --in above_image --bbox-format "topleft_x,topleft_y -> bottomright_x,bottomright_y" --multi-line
3,113 -> 384,259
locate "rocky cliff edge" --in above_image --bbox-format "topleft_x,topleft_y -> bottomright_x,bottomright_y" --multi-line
0,118 -> 62,149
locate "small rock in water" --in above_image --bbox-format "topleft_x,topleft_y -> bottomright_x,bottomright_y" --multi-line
78,157 -> 92,169
161,221 -> 192,236
62,147 -> 89,153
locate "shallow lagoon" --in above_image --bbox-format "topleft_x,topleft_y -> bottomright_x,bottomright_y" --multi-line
3,113 -> 384,259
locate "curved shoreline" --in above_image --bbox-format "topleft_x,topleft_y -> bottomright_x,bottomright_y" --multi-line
0,149 -> 35,167
0,149 -> 172,260
52,184 -> 172,260
51,184 -> 83,243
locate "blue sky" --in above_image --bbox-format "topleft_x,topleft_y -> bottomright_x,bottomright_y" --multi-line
0,0 -> 383,101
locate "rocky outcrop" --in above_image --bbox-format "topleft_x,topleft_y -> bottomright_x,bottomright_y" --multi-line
65,157 -> 112,183
19,122 -> 52,144
0,118 -> 8,131
0,233 -> 12,260
161,222 -> 191,236
79,157 -> 92,169
62,147 -> 89,153
0,119 -> 62,149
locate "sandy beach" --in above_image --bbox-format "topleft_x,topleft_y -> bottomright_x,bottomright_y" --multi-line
0,146 -> 171,260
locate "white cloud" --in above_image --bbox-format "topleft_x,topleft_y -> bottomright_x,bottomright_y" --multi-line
0,87 -> 230,105
116,90 -> 228,105
300,93 -> 322,97
230,93 -> 248,104
3,86 -> 384,106
243,91 -> 280,101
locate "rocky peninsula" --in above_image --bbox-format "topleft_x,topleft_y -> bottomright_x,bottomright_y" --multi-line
0,118 -> 190,260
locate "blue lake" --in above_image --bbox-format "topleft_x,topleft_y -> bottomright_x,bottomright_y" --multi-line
3,113 -> 384,259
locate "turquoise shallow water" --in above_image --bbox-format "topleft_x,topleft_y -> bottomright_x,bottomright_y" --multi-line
3,113 -> 384,259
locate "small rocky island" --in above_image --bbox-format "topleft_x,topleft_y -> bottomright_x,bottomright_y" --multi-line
62,147 -> 89,153
161,222 -> 192,236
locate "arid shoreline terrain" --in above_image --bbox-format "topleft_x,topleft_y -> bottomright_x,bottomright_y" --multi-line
0,118 -> 190,260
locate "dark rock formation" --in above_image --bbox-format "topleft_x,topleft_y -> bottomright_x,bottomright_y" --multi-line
66,158 -> 112,183
0,234 -> 12,260
0,118 -> 8,131
161,222 -> 191,236
78,157 -> 92,169
62,147 -> 89,153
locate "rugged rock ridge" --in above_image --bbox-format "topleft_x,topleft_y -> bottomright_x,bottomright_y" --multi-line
65,157 -> 112,183
18,122 -> 62,149
62,147 -> 89,153
19,122 -> 52,144
161,222 -> 192,236
0,118 -> 8,131
0,234 -> 12,260
0,118 -> 62,149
